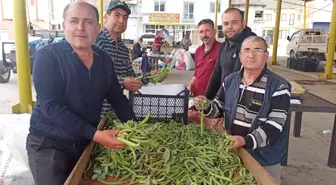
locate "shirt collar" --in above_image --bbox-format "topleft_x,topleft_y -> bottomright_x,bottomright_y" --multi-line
240,65 -> 267,83
59,39 -> 100,57
102,27 -> 123,44
200,40 -> 218,55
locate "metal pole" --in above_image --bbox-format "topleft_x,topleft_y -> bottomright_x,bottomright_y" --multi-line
244,0 -> 250,24
271,0 -> 282,65
215,0 -> 219,38
98,0 -> 103,28
228,0 -> 232,8
304,1 -> 307,29
136,0 -> 140,38
320,1 -> 336,79
12,0 -> 33,113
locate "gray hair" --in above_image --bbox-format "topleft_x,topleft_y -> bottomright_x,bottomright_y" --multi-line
241,36 -> 269,51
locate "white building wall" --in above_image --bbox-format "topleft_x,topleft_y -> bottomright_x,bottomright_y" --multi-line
141,0 -> 230,45
308,1 -> 333,24
262,8 -> 303,56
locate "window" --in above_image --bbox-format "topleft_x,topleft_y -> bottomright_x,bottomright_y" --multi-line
289,14 -> 295,25
140,34 -> 155,39
184,2 -> 194,20
209,2 -> 221,13
279,30 -> 290,39
265,14 -> 272,21
129,4 -> 138,14
2,0 -> 13,20
145,25 -> 156,33
154,1 -> 165,12
297,14 -> 301,21
290,31 -> 300,40
281,14 -> 287,21
264,29 -> 274,45
144,25 -> 165,33
0,30 -> 8,41
304,30 -> 322,35
255,10 -> 263,18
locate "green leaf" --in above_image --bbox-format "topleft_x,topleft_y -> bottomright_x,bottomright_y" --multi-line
104,166 -> 109,173
163,147 -> 171,163
93,168 -> 102,174
151,179 -> 158,184
146,177 -> 151,185
98,172 -> 107,181
91,174 -> 98,180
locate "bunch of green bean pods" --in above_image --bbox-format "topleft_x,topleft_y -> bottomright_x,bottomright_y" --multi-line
88,113 -> 255,185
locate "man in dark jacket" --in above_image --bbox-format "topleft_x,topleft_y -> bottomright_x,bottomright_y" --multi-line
194,36 -> 290,184
26,2 -> 136,185
205,8 -> 257,100
132,38 -> 144,61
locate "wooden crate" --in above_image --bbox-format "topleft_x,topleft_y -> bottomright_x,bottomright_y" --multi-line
64,117 -> 279,185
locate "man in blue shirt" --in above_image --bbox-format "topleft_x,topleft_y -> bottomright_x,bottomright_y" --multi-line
26,2 -> 136,185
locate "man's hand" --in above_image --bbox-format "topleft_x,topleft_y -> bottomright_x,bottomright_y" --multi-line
151,69 -> 160,75
193,96 -> 209,111
230,135 -> 246,149
188,83 -> 194,96
188,77 -> 196,97
93,130 -> 125,149
124,77 -> 142,92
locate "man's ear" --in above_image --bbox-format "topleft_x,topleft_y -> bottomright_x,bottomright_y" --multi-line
95,23 -> 101,35
242,21 -> 247,28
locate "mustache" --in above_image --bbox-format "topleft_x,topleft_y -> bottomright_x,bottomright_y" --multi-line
202,37 -> 210,40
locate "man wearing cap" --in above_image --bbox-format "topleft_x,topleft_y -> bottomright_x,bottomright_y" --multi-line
96,0 -> 142,117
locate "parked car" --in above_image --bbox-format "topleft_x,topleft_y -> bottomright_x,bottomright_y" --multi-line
0,37 -> 46,83
286,28 -> 336,61
139,33 -> 155,47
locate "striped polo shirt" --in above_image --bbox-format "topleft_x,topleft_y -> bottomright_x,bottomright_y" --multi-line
95,28 -> 139,116
205,67 -> 290,150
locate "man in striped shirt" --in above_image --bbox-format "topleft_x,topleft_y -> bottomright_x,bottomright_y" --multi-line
194,36 -> 290,183
96,0 -> 142,116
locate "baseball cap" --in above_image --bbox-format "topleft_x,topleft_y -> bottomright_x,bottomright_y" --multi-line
107,0 -> 131,15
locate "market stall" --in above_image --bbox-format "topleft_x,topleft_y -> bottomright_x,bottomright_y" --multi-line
65,115 -> 279,185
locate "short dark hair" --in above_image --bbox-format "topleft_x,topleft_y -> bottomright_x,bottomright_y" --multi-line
106,9 -> 112,15
63,2 -> 99,23
198,19 -> 215,28
223,8 -> 244,22
138,38 -> 143,42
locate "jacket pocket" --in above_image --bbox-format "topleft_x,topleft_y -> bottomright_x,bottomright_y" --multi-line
26,134 -> 45,152
223,106 -> 231,113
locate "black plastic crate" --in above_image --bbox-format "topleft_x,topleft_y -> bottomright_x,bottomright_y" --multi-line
129,86 -> 189,124
287,57 -> 319,72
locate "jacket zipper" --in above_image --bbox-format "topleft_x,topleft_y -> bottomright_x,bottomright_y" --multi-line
229,79 -> 240,131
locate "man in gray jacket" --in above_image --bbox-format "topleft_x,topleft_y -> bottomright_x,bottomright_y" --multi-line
194,36 -> 291,184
